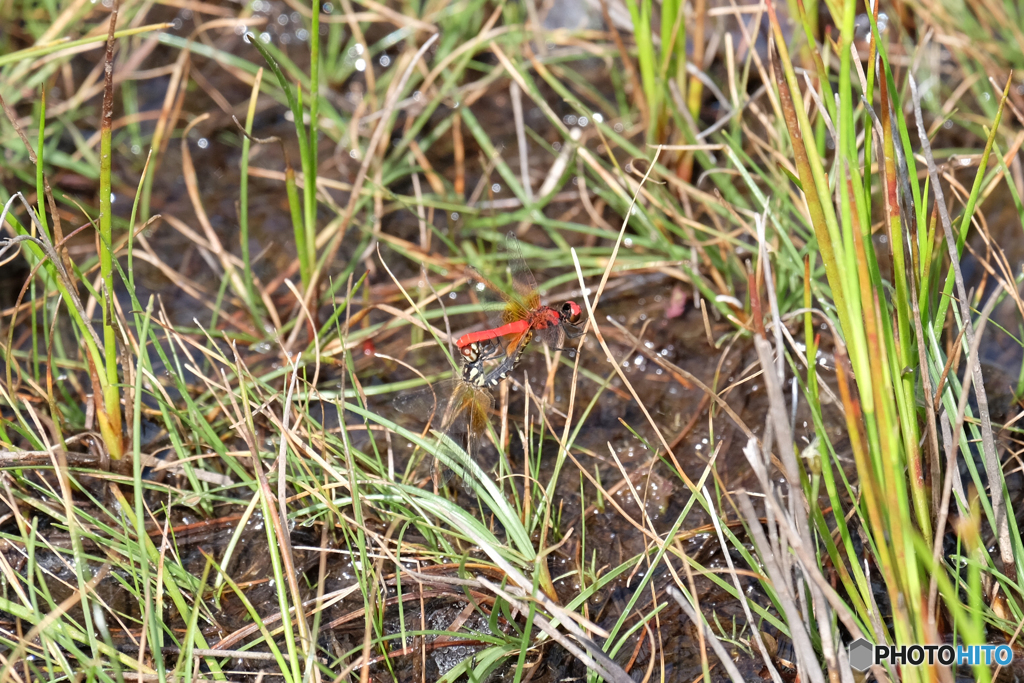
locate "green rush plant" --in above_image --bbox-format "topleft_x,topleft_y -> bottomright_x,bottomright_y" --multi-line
755,0 -> 1023,679
97,5 -> 123,460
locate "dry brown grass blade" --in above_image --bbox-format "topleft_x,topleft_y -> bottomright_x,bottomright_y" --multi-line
338,0 -> 377,110
665,585 -> 745,683
273,358 -> 315,653
37,0 -> 92,43
452,112 -> 465,199
751,335 -> 842,677
735,485 -> 832,683
407,139 -> 447,195
355,0 -> 437,31
149,46 -> 191,180
510,81 -> 533,204
703,487 -> 785,683
180,114 -> 248,302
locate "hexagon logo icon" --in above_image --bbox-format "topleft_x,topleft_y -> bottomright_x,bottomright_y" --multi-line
849,638 -> 874,672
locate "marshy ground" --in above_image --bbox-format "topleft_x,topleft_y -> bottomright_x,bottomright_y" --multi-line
2,0 -> 1024,681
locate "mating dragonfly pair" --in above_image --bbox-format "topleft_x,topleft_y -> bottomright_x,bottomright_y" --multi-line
399,232 -> 584,485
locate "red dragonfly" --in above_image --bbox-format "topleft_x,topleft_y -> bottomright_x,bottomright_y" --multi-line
455,232 -> 584,382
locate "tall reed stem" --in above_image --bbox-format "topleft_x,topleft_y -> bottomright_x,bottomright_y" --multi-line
98,1 -> 123,459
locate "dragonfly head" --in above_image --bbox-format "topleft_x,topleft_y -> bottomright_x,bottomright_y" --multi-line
460,342 -> 481,364
560,301 -> 582,325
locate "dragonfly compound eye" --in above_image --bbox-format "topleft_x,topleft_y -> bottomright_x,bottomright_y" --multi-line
461,343 -> 480,363
561,301 -> 582,324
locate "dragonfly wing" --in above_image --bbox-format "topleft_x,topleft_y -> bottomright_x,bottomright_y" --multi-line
394,379 -> 460,418
393,379 -> 464,485
502,231 -> 541,306
466,266 -> 520,333
463,384 -> 493,453
531,322 -> 564,350
435,383 -> 493,484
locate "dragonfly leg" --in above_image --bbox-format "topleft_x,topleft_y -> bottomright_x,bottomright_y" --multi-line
562,324 -> 585,340
478,338 -> 508,362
